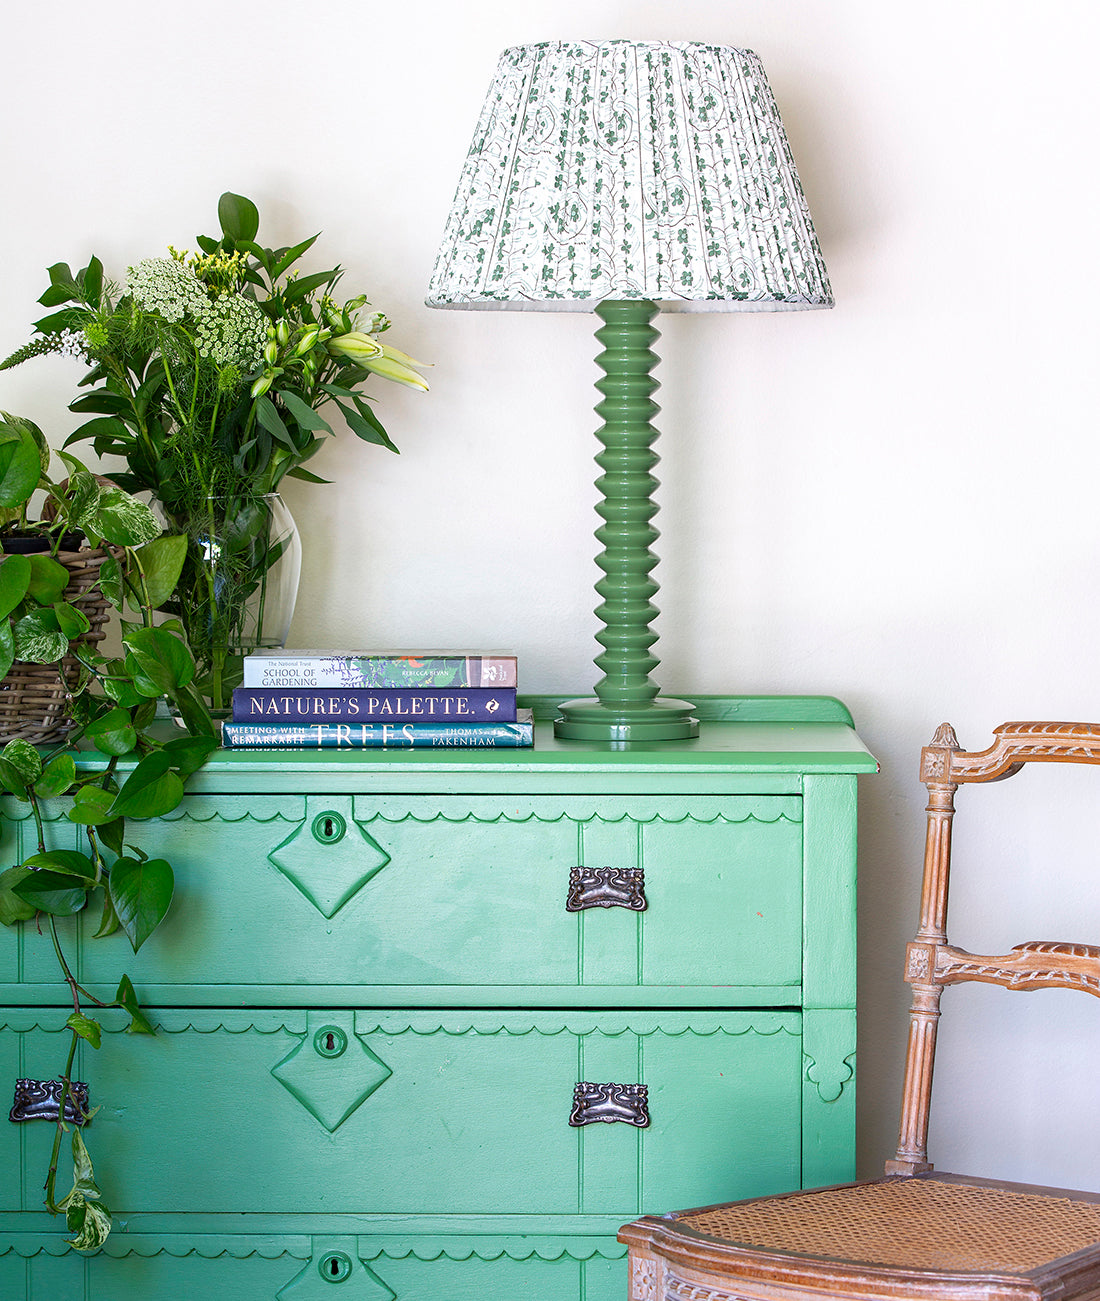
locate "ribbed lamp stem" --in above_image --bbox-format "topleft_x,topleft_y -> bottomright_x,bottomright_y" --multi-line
555,301 -> 698,741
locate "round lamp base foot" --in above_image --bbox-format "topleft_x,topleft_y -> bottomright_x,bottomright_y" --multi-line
553,696 -> 700,742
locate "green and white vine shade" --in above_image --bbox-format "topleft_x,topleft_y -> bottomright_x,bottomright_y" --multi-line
426,40 -> 832,312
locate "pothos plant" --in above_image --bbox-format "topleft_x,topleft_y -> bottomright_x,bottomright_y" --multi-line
0,413 -> 216,1251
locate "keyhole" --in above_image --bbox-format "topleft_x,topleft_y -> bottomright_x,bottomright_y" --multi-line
311,810 -> 347,844
313,1025 -> 348,1058
317,1250 -> 353,1282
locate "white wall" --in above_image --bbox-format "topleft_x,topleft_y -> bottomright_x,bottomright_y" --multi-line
4,0 -> 1100,1188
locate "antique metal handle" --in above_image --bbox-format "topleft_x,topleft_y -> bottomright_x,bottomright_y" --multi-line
566,866 -> 646,912
9,1078 -> 90,1125
569,1081 -> 649,1127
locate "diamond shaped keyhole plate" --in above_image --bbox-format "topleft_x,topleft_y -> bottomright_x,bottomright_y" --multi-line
272,1013 -> 392,1133
269,799 -> 390,917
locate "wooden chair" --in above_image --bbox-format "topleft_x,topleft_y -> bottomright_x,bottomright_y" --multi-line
620,721 -> 1100,1301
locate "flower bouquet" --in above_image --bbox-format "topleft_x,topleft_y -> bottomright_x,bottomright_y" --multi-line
2,193 -> 429,709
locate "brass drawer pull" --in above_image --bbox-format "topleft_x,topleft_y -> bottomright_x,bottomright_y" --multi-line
9,1078 -> 90,1125
569,1081 -> 650,1127
566,866 -> 647,912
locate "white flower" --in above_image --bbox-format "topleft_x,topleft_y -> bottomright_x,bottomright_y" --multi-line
126,258 -> 208,322
193,292 -> 267,369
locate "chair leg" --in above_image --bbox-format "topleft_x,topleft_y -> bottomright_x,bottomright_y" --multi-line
885,979 -> 941,1174
885,734 -> 960,1175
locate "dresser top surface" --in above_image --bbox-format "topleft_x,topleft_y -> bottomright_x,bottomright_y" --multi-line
75,696 -> 878,788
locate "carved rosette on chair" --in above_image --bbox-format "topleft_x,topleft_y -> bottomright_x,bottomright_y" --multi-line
427,41 -> 833,741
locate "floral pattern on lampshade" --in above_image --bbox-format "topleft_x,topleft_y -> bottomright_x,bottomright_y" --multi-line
427,40 -> 833,312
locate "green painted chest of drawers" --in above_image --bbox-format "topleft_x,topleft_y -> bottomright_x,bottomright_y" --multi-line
0,696 -> 875,1300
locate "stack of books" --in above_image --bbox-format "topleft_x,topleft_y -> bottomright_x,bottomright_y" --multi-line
219,650 -> 533,750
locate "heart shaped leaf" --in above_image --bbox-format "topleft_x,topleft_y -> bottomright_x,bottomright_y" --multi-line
110,855 -> 174,952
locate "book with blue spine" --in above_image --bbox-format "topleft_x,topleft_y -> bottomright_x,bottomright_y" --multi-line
221,711 -> 534,750
242,651 -> 518,689
232,686 -> 517,724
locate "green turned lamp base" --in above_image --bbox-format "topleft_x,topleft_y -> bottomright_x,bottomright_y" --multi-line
554,696 -> 700,742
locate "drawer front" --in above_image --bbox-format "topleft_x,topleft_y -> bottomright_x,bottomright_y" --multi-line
0,1232 -> 627,1301
1,792 -> 802,996
1,1008 -> 801,1216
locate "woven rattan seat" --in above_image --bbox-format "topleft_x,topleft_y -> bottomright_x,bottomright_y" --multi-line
621,722 -> 1100,1301
677,1178 -> 1100,1274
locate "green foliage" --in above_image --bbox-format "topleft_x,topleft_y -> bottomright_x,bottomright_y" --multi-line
12,869 -> 90,916
0,192 -> 428,708
0,416 -> 46,510
57,1130 -> 112,1251
0,428 -> 215,1251
0,866 -> 36,924
109,856 -> 174,952
66,1011 -> 102,1049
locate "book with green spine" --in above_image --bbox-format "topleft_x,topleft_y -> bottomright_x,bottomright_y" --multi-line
220,710 -> 535,750
242,651 -> 518,689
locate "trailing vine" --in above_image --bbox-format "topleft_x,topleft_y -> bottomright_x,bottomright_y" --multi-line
0,414 -> 215,1249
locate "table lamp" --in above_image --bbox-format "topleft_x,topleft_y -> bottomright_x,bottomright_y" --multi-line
427,40 -> 832,741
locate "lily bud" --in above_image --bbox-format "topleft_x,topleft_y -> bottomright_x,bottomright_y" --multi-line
327,331 -> 384,364
250,372 -> 275,398
275,320 -> 290,347
377,340 -> 432,371
361,348 -> 430,392
263,340 -> 279,366
295,327 -> 321,356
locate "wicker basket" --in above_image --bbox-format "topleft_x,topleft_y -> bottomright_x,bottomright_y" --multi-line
0,545 -> 118,746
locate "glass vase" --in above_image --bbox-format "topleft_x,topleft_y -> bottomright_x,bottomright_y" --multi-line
169,492 -> 302,711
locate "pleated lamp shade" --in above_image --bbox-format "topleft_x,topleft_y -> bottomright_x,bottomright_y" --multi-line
427,40 -> 832,313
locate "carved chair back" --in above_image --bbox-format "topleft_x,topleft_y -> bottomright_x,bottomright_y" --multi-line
887,721 -> 1100,1175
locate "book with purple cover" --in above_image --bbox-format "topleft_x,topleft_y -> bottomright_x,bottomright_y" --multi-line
242,651 -> 518,689
221,711 -> 534,750
232,686 -> 517,724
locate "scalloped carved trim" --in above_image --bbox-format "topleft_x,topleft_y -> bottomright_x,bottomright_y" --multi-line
150,805 -> 303,825
1,800 -> 303,826
358,1239 -> 628,1262
0,1235 -> 630,1263
0,1013 -> 799,1038
0,1012 -> 305,1036
354,1016 -> 800,1038
1,1238 -> 313,1260
363,809 -> 801,826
